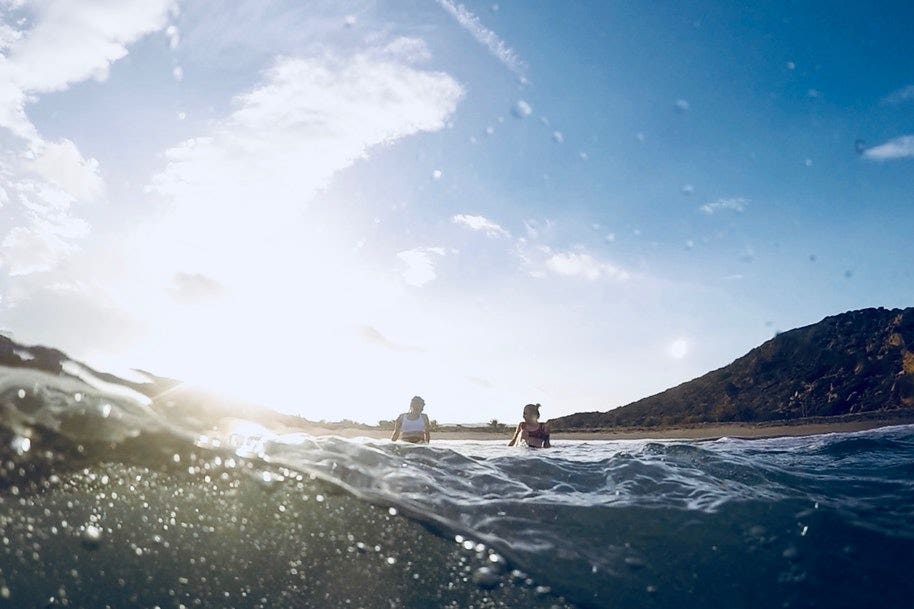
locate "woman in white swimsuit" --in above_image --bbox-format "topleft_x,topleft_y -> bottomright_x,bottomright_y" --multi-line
391,396 -> 431,443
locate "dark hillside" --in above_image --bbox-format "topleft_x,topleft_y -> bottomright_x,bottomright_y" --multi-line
551,307 -> 914,430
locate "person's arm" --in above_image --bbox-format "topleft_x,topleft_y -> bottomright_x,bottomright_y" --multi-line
543,424 -> 551,448
508,423 -> 522,446
422,414 -> 431,443
390,415 -> 402,441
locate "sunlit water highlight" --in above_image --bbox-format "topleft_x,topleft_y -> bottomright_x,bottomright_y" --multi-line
1,363 -> 913,608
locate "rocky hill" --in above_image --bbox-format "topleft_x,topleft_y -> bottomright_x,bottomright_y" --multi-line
551,307 -> 914,430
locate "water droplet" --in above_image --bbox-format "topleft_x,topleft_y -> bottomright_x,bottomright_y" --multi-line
488,553 -> 506,572
472,566 -> 500,589
99,403 -> 112,418
485,126 -> 495,136
551,131 -> 564,144
674,99 -> 690,112
431,169 -> 442,180
388,507 -> 398,516
462,540 -> 475,551
786,61 -> 796,70
81,525 -> 103,550
386,556 -> 396,565
681,184 -> 695,195
10,436 -> 30,455
512,100 -> 532,118
17,389 -> 25,399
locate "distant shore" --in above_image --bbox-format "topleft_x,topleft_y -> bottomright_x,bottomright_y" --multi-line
279,413 -> 914,442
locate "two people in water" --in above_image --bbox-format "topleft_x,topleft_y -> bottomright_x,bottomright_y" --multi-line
391,397 -> 551,448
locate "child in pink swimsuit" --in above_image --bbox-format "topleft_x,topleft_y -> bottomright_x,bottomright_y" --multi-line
508,403 -> 551,448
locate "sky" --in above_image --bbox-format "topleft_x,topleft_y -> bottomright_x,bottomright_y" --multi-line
1,0 -> 912,424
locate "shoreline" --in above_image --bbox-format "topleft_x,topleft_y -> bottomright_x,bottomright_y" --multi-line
278,415 -> 913,442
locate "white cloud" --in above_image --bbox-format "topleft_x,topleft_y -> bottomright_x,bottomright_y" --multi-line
540,249 -> 629,281
397,247 -> 446,287
0,0 -> 174,282
881,85 -> 914,106
27,139 -> 105,201
149,43 -> 463,216
452,214 -> 510,238
0,0 -> 177,138
435,0 -> 526,77
862,135 -> 914,161
377,36 -> 432,64
0,218 -> 88,276
700,197 -> 748,215
516,238 -> 633,282
169,272 -> 224,303
359,325 -> 424,352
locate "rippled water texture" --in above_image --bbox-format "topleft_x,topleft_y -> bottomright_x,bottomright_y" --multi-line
2,361 -> 913,608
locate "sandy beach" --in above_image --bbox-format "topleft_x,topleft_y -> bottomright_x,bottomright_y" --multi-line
287,414 -> 914,442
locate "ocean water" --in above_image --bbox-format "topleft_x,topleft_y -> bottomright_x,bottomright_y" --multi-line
1,363 -> 913,609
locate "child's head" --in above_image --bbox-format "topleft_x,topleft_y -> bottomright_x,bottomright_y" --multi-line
409,395 -> 425,413
523,403 -> 541,422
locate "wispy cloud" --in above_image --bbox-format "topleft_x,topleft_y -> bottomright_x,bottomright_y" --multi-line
452,214 -> 510,238
0,0 -> 174,281
0,0 -> 176,139
397,247 -> 447,287
435,0 -> 527,77
861,135 -> 914,161
149,42 -> 463,212
700,197 -> 748,215
466,376 -> 494,388
169,272 -> 225,303
881,85 -> 914,106
359,325 -> 425,352
544,250 -> 629,281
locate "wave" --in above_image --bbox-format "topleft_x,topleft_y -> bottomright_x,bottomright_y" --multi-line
2,351 -> 914,608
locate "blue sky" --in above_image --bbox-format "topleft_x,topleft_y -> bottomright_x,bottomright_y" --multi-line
1,1 -> 912,424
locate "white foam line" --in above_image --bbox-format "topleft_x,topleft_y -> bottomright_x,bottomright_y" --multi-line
436,0 -> 527,77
